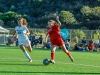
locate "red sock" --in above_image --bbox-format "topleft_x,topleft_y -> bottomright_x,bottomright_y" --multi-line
51,52 -> 55,60
67,52 -> 71,57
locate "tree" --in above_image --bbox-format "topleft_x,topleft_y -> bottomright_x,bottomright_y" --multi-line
92,6 -> 100,18
72,29 -> 86,43
59,11 -> 77,26
0,11 -> 26,27
81,6 -> 92,17
81,6 -> 100,21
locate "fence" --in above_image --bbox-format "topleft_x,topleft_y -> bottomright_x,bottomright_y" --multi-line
0,28 -> 98,47
67,29 -> 96,48
68,29 -> 95,42
0,34 -> 9,45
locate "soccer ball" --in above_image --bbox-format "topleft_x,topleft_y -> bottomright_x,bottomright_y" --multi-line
43,58 -> 50,65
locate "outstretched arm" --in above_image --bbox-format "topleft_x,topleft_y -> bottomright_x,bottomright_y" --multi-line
12,31 -> 17,38
44,33 -> 49,43
10,31 -> 17,40
42,33 -> 49,48
26,31 -> 30,36
56,16 -> 61,27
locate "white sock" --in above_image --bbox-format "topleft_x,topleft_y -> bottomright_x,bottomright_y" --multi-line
24,51 -> 31,60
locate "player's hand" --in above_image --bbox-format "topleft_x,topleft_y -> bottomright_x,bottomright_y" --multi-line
10,36 -> 13,40
25,33 -> 28,35
56,16 -> 59,21
25,32 -> 30,36
43,42 -> 47,45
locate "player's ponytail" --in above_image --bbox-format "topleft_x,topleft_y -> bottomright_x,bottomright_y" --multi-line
22,18 -> 28,26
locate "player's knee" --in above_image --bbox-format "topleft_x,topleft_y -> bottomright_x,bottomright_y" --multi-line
29,50 -> 32,52
27,46 -> 32,52
51,49 -> 55,53
28,48 -> 32,52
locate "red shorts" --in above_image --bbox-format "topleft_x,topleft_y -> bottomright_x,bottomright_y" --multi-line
50,37 -> 64,46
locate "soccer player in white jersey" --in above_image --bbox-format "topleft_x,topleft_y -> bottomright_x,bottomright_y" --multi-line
11,18 -> 32,62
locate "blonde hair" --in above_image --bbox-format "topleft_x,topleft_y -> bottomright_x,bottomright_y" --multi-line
49,20 -> 56,24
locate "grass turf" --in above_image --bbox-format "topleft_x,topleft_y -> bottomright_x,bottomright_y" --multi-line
0,46 -> 100,75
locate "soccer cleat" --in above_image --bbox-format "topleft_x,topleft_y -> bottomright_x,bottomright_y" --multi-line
69,56 -> 74,62
49,60 -> 55,64
29,59 -> 32,62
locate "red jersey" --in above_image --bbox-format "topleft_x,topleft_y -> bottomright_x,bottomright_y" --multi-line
47,24 -> 64,46
88,44 -> 94,51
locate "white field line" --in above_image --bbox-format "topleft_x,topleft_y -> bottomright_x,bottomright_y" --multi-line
0,58 -> 100,68
59,62 -> 100,68
0,58 -> 42,61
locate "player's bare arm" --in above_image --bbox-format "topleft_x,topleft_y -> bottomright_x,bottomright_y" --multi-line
11,31 -> 17,38
26,31 -> 30,36
45,33 -> 49,43
56,16 -> 61,27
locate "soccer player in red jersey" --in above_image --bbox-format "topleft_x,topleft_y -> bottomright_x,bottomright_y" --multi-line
44,16 -> 74,64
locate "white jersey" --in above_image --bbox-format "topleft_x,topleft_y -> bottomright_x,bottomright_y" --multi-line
15,25 -> 29,42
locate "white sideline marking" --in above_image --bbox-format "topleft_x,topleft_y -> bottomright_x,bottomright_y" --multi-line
1,58 -> 100,68
62,62 -> 100,68
0,58 -> 42,61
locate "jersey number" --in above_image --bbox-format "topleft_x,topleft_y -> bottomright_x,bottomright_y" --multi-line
18,31 -> 22,34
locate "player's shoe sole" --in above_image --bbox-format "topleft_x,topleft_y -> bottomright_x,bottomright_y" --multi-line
69,56 -> 74,62
29,59 -> 32,62
49,60 -> 55,64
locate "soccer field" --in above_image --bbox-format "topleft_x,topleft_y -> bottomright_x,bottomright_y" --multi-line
0,46 -> 100,75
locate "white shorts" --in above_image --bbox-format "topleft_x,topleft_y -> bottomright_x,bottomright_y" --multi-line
94,40 -> 99,44
18,39 -> 31,47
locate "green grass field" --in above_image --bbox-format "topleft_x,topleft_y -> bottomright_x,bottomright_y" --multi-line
0,46 -> 100,75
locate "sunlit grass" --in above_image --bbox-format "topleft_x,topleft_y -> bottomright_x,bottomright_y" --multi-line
0,46 -> 100,75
